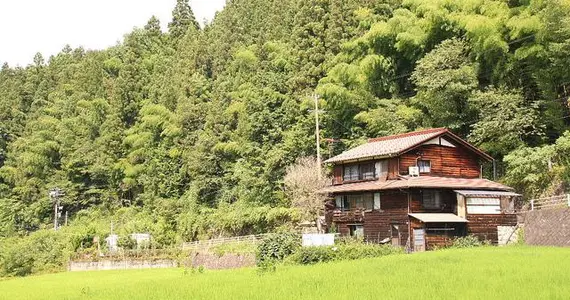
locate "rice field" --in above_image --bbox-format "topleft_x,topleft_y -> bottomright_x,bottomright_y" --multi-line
0,246 -> 568,300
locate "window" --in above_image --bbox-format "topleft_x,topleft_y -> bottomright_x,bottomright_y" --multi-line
418,160 -> 431,173
335,193 -> 378,211
349,224 -> 364,238
361,163 -> 375,180
466,198 -> 501,214
374,193 -> 381,210
343,165 -> 359,181
343,163 -> 376,181
422,190 -> 442,209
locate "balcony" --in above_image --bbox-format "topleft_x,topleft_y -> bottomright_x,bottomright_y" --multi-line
332,208 -> 367,222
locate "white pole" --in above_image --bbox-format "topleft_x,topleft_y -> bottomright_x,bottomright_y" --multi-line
530,199 -> 534,211
567,194 -> 570,208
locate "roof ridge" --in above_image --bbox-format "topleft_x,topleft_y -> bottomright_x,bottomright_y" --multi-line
367,128 -> 447,143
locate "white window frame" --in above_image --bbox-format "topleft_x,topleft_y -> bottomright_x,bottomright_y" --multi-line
418,160 -> 431,173
466,197 -> 501,214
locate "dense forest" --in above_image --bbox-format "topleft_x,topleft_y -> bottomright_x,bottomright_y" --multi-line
2,0 -> 570,245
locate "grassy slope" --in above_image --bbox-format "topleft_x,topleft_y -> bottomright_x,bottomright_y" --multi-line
0,246 -> 569,300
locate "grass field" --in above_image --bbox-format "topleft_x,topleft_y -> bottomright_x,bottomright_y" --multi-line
0,246 -> 568,300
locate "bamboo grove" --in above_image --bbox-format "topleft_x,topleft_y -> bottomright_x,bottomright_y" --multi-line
2,0 -> 570,242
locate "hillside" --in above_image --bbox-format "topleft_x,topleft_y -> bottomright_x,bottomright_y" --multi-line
2,0 -> 570,247
0,247 -> 569,299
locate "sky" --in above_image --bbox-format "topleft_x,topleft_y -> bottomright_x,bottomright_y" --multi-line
0,0 -> 226,67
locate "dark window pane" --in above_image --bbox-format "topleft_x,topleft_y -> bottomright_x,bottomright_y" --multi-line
361,163 -> 375,179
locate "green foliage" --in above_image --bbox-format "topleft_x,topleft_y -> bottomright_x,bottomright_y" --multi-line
450,235 -> 484,249
285,241 -> 403,265
0,230 -> 71,277
2,0 -> 570,277
286,246 -> 336,264
211,242 -> 257,257
256,233 -> 300,264
117,235 -> 137,250
504,131 -> 570,198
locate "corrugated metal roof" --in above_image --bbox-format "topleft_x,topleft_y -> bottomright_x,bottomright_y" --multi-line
318,176 -> 514,194
454,190 -> 521,197
409,213 -> 468,223
324,128 -> 447,163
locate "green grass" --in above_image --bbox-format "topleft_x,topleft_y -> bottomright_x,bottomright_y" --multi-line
209,241 -> 257,256
1,246 -> 569,300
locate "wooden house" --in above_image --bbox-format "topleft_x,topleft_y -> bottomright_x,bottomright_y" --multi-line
320,128 -> 520,251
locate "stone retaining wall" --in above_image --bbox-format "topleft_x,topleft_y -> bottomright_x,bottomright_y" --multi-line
189,253 -> 255,269
69,253 -> 256,272
521,208 -> 570,247
69,259 -> 177,272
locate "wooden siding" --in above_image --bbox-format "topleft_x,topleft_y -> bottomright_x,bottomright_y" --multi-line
333,166 -> 343,185
387,158 -> 399,180
399,143 -> 481,178
329,191 -> 409,246
466,214 -> 517,244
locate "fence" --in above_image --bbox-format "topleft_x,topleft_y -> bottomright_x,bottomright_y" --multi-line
181,234 -> 268,250
525,194 -> 570,211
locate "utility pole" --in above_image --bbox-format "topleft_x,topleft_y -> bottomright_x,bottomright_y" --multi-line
314,94 -> 322,178
49,188 -> 64,230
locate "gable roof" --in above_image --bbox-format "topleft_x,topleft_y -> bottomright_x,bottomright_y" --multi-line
324,128 -> 492,164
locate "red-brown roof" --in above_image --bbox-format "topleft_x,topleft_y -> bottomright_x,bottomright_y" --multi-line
324,128 -> 492,163
319,176 -> 514,194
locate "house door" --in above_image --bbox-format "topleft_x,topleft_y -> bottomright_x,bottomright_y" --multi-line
391,225 -> 400,246
413,229 -> 426,252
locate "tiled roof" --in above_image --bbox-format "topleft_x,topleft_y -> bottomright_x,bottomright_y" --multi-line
324,128 -> 448,163
319,176 -> 514,194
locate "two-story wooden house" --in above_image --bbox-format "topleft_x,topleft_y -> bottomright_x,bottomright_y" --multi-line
320,128 -> 520,251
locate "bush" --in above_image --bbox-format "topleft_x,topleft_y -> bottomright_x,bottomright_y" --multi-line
118,235 -> 137,250
335,242 -> 403,260
256,233 -> 300,265
451,235 -> 483,248
286,246 -> 336,264
285,241 -> 403,265
0,230 -> 71,277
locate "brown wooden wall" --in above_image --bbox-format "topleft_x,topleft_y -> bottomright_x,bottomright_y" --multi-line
332,166 -> 342,185
387,158 -> 399,180
399,144 -> 481,178
330,191 -> 409,246
466,214 -> 517,244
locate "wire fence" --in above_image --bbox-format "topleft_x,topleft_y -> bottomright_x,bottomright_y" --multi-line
523,194 -> 570,211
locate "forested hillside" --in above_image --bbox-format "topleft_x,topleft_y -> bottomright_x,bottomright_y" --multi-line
2,0 -> 570,243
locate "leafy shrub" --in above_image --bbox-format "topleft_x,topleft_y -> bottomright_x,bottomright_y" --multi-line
118,235 -> 137,250
286,246 -> 336,264
0,230 -> 71,277
256,233 -> 300,265
451,235 -> 483,248
335,242 -> 403,260
285,241 -> 403,265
